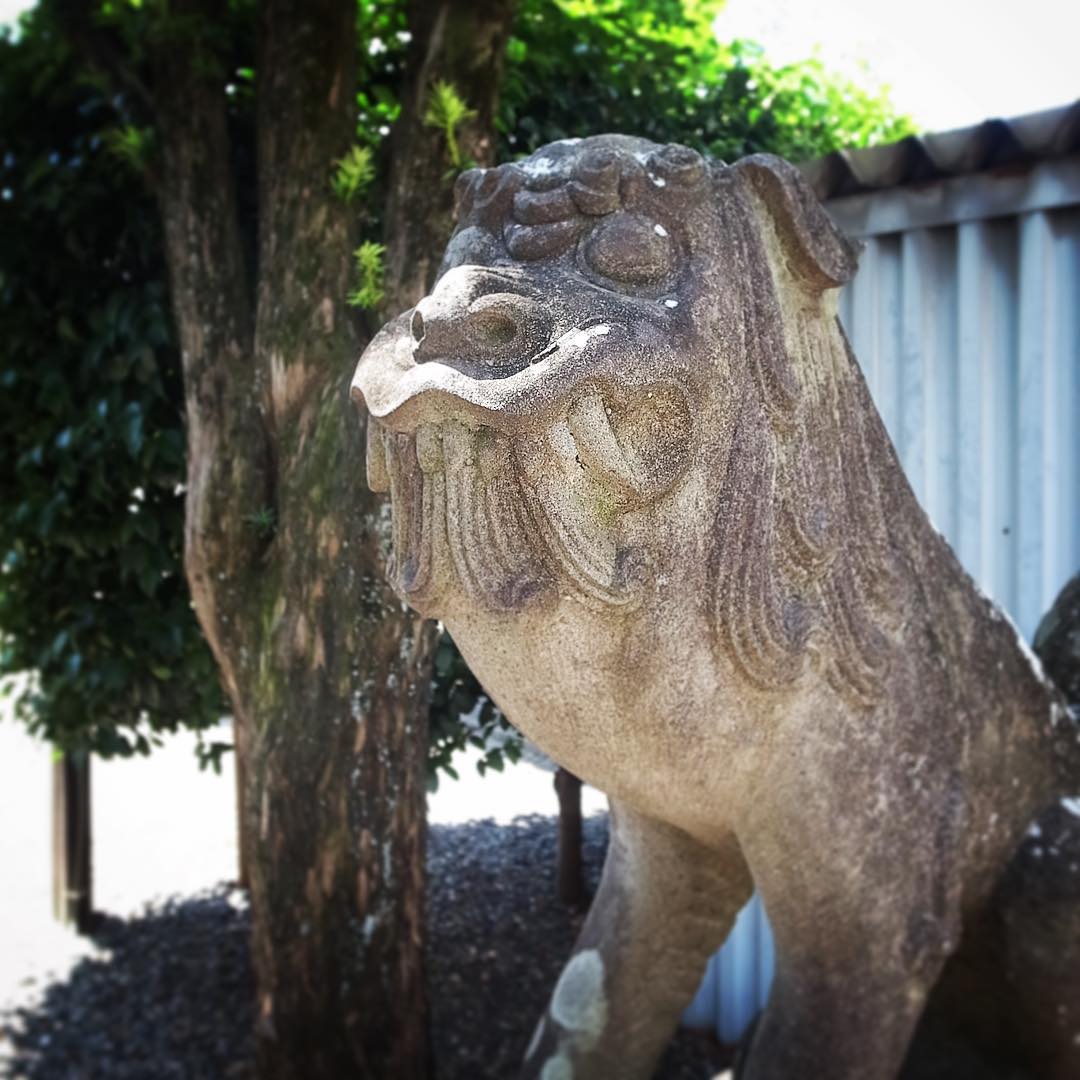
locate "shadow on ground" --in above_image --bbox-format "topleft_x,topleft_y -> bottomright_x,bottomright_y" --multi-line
1,814 -> 727,1080
0,889 -> 254,1079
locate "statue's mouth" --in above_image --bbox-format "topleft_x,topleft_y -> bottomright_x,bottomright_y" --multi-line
351,314 -> 636,434
353,311 -> 690,493
369,416 -> 643,615
353,303 -> 695,616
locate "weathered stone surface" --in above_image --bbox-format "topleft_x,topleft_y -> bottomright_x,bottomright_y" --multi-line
352,136 -> 1080,1080
1035,573 -> 1080,706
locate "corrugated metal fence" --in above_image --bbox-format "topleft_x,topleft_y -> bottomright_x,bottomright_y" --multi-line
684,153 -> 1080,1043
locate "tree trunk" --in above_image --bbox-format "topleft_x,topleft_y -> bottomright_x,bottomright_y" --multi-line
242,6 -> 436,1075
234,718 -> 251,888
554,766 -> 587,909
52,751 -> 92,933
143,2 -> 436,1075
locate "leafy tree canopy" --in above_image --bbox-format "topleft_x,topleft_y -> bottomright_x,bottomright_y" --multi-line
501,0 -> 915,160
0,11 -> 224,762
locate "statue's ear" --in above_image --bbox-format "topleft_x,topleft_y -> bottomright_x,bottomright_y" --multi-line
731,154 -> 861,291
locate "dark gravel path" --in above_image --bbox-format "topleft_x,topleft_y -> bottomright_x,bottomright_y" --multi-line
1,813 -> 728,1079
0,891 -> 254,1080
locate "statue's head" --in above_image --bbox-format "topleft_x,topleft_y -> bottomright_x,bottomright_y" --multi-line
354,135 -> 891,701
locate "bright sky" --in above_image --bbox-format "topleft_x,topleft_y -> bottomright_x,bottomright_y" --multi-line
716,0 -> 1079,132
0,0 -> 27,30
1,0 -> 1077,136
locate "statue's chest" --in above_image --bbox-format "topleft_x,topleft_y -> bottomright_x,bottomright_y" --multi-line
443,604 -> 726,825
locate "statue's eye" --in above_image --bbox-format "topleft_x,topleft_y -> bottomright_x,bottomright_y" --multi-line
582,212 -> 675,286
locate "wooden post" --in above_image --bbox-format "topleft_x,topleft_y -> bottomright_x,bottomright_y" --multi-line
554,766 -> 587,908
52,751 -> 93,933
233,714 -> 250,889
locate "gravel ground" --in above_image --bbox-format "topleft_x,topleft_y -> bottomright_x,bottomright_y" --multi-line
0,813 -> 728,1080
427,813 -> 727,1080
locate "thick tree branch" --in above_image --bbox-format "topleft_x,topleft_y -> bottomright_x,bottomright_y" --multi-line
149,1 -> 267,705
255,0 -> 358,435
382,0 -> 519,314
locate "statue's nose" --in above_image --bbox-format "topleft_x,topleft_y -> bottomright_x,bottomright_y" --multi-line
410,289 -> 551,373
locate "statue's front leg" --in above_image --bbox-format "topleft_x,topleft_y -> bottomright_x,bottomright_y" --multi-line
521,802 -> 753,1080
737,814 -> 967,1080
738,936 -> 947,1080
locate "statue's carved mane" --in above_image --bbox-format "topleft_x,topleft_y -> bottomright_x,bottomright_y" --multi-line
407,142 -> 905,704
709,160 -> 897,704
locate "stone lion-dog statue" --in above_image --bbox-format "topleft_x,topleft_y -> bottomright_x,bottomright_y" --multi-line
351,136 -> 1080,1079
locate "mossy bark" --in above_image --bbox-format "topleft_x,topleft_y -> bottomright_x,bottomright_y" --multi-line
145,1 -> 440,1076
152,0 -> 267,888
382,0 -> 519,315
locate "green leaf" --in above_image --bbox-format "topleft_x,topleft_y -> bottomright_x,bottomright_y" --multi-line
57,315 -> 78,343
422,80 -> 477,170
123,402 -> 144,456
331,145 -> 376,204
346,241 -> 386,310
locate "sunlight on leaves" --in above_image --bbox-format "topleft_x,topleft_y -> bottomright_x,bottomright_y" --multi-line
331,145 -> 376,204
423,79 -> 477,170
347,240 -> 387,310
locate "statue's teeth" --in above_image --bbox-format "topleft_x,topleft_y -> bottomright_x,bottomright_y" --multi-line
567,391 -> 643,502
478,432 -> 512,484
415,424 -> 443,473
365,419 -> 390,492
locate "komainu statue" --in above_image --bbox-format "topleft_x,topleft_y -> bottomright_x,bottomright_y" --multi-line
351,136 -> 1080,1080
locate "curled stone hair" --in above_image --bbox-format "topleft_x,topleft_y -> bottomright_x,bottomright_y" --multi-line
708,156 -> 896,703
